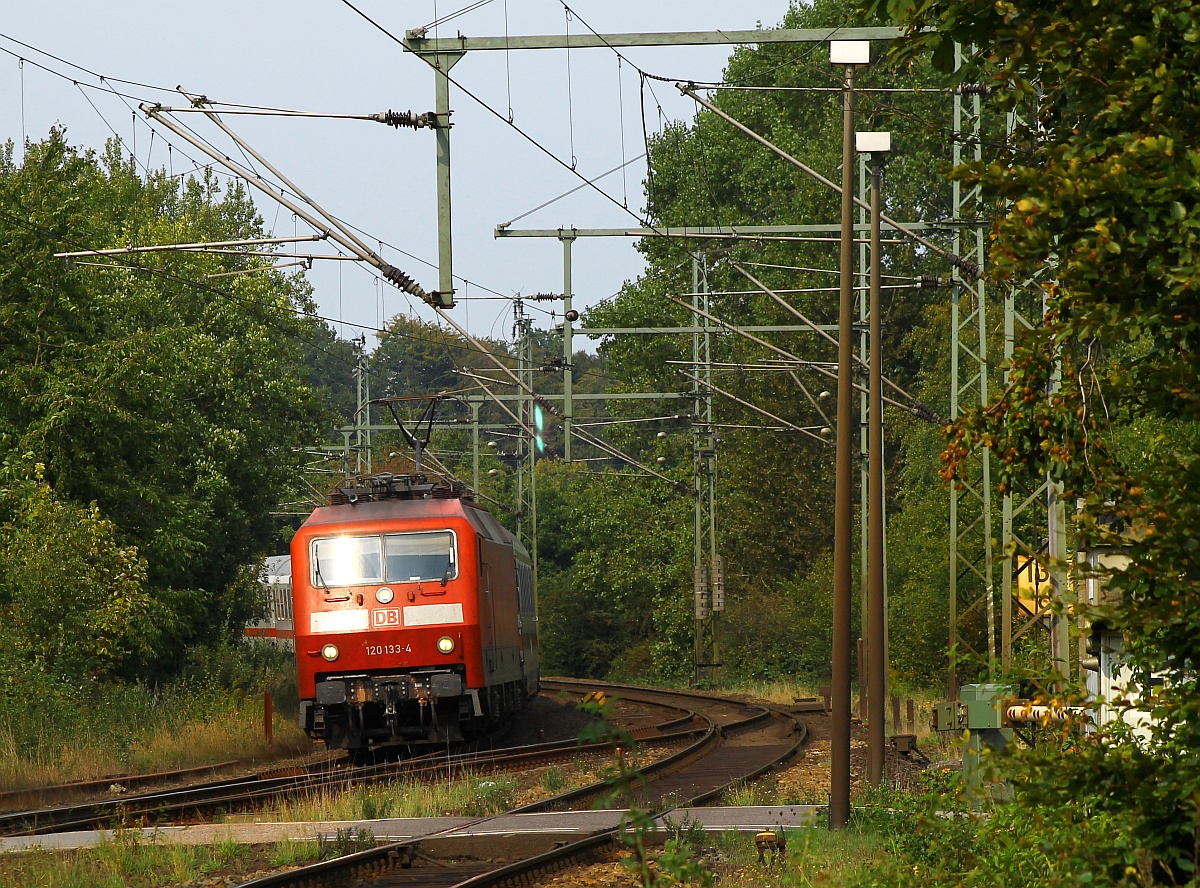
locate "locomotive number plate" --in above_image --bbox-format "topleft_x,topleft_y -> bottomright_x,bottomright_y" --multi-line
366,643 -> 412,656
371,608 -> 402,628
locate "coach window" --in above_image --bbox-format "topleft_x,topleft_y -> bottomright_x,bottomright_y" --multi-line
384,531 -> 457,582
312,536 -> 383,587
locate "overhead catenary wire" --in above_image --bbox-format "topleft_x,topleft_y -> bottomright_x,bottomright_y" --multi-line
142,95 -> 567,410
740,260 -> 927,281
498,152 -> 646,229
685,83 -> 948,93
679,83 -> 982,280
146,105 -> 436,123
140,96 -> 431,304
676,369 -> 829,445
789,370 -> 832,426
14,12 -> 950,477
421,0 -> 498,32
333,4 -> 943,432
337,0 -> 658,233
341,0 -> 839,309
456,369 -> 687,494
178,86 -> 418,279
11,205 -> 530,379
54,233 -> 326,258
730,261 -> 926,408
664,292 -> 916,417
1,32 -> 521,317
0,30 -> 180,94
205,260 -> 310,279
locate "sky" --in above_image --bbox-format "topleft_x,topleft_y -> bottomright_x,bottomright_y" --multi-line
0,1 -> 798,351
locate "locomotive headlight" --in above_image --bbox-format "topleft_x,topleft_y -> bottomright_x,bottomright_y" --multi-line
321,643 -> 340,662
436,636 -> 456,655
376,587 -> 394,604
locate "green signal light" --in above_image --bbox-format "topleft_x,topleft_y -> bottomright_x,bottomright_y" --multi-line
534,405 -> 545,433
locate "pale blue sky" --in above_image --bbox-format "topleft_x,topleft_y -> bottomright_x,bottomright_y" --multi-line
1,2 -> 799,348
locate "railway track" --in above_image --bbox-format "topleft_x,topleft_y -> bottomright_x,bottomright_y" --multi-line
0,681 -> 697,837
0,760 -> 245,812
232,680 -> 808,888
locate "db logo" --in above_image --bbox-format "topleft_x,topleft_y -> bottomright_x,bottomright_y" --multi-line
372,608 -> 402,628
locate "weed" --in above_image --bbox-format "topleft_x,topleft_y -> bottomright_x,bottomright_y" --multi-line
466,778 -> 518,816
540,765 -> 567,793
722,778 -> 779,807
662,812 -> 710,850
316,827 -> 376,860
360,791 -> 394,820
270,838 -> 323,868
267,772 -> 520,824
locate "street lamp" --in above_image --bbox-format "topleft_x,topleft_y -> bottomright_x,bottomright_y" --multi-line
858,130 -> 892,788
829,38 -> 869,831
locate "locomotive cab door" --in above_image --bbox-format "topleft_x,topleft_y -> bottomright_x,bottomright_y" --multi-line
478,538 -> 498,674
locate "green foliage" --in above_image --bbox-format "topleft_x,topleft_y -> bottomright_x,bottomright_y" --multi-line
301,322 -> 358,423
541,766 -> 567,793
853,0 -> 1200,882
316,828 -> 376,860
580,0 -> 957,687
847,764 -> 1184,887
0,641 -> 296,788
0,470 -> 158,680
535,462 -> 693,682
0,833 -> 255,888
371,313 -> 489,399
0,130 -> 329,680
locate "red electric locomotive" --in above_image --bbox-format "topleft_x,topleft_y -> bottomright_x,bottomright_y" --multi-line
292,473 -> 539,752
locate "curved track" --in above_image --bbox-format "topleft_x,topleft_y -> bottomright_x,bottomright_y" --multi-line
0,682 -> 699,837
232,680 -> 808,888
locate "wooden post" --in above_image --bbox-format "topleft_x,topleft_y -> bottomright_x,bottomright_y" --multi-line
906,698 -> 915,733
264,690 -> 274,746
857,638 -> 867,720
891,696 -> 901,733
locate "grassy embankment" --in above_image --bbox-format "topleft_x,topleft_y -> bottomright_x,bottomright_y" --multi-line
0,644 -> 310,793
0,834 -> 325,888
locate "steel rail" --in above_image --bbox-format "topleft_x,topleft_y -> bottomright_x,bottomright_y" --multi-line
0,687 -> 698,837
0,760 -> 240,812
231,681 -> 808,888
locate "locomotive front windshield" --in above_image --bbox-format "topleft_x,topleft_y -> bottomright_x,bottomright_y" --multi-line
312,531 -> 457,586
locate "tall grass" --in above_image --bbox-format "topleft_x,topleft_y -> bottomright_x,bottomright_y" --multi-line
718,677 -> 824,706
0,831 -> 324,888
263,773 -> 521,823
718,677 -> 951,746
709,821 -> 886,887
0,642 -> 311,792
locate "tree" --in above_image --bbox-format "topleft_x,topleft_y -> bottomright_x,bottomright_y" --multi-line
301,321 -> 358,424
0,467 -> 157,682
0,131 -> 328,673
534,462 -> 693,682
860,0 -> 1200,879
370,314 -> 482,400
583,0 -> 958,684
